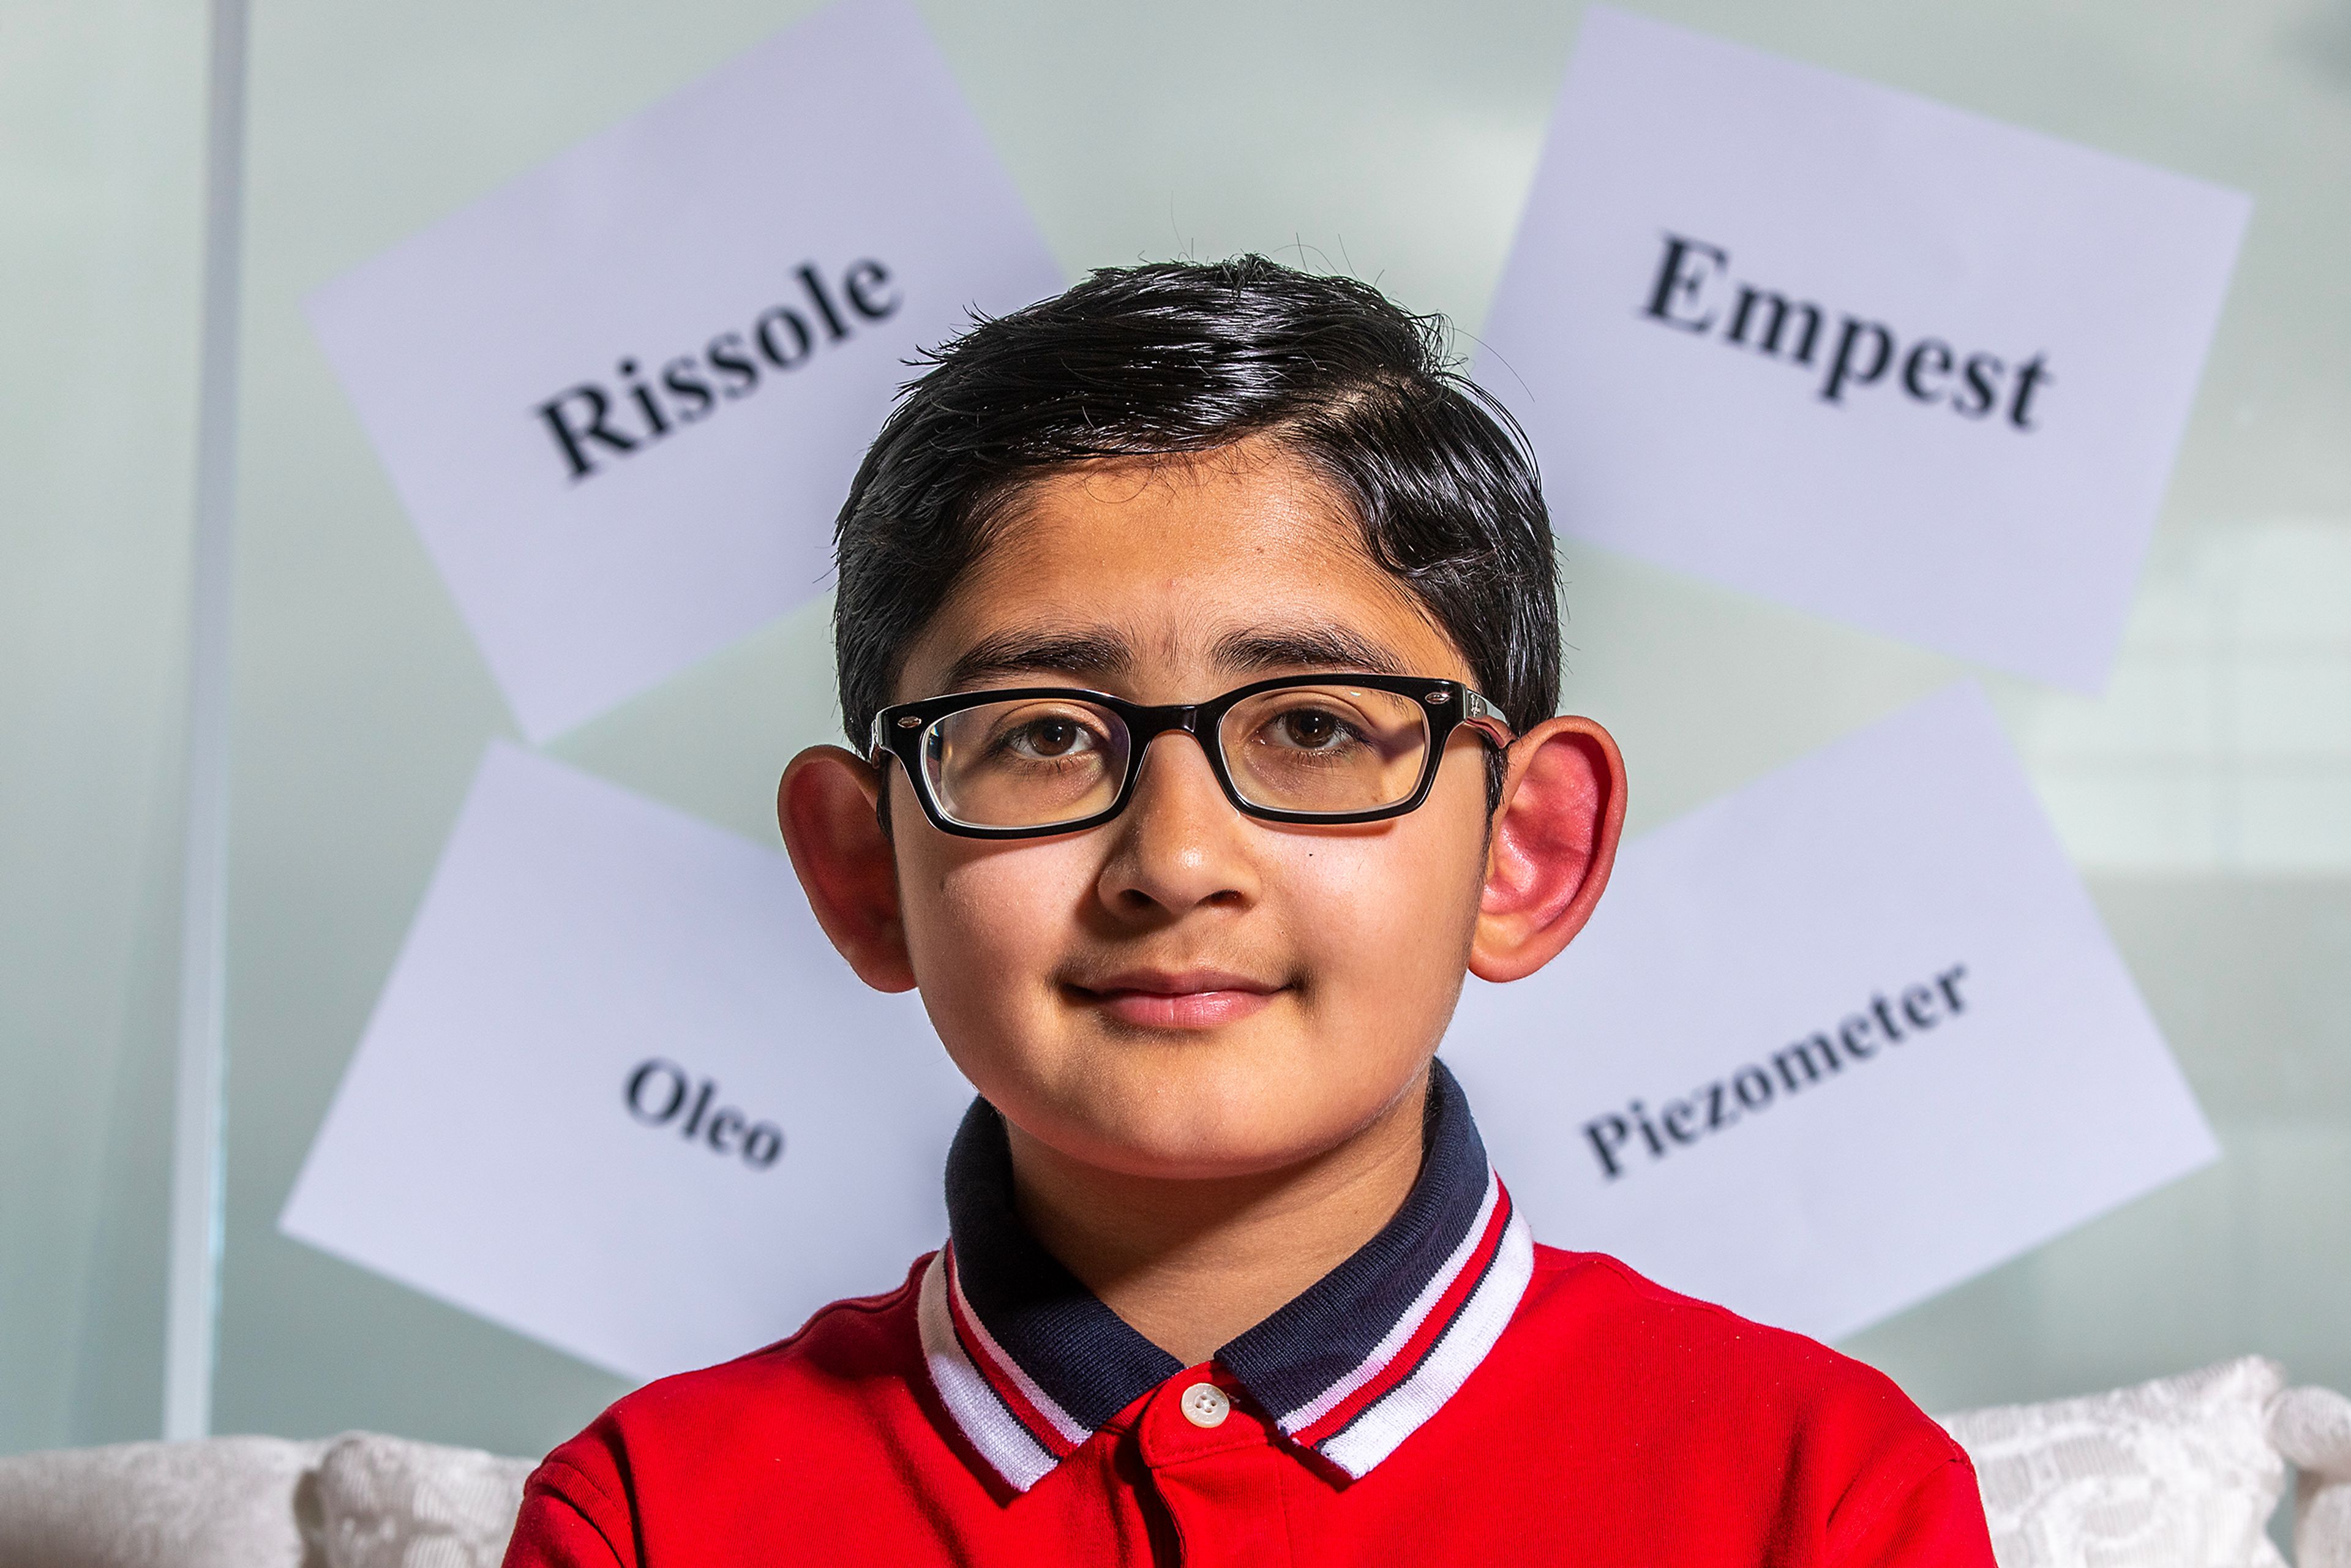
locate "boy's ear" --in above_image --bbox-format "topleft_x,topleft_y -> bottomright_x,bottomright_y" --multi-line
1471,716 -> 1627,984
778,746 -> 918,993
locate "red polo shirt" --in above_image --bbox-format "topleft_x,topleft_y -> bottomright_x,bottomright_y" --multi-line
506,1064 -> 1992,1566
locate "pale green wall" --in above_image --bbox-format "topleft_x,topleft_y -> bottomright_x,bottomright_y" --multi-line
4,0 -> 2346,1458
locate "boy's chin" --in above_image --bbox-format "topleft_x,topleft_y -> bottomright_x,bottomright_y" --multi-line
989,1048 -> 1431,1185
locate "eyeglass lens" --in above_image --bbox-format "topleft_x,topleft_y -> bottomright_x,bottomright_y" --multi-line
919,685 -> 1435,830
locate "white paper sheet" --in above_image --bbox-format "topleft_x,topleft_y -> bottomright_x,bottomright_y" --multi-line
1477,7 -> 2248,690
1445,683 -> 2217,1340
306,0 -> 1064,740
280,744 -> 973,1380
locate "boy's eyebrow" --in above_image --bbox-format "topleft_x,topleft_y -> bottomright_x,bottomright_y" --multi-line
1210,626 -> 1409,677
944,628 -> 1133,690
939,623 -> 1410,693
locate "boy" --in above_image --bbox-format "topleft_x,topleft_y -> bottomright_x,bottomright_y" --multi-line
505,258 -> 1993,1565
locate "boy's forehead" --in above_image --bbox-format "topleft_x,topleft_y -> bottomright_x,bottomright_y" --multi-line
898,443 -> 1464,699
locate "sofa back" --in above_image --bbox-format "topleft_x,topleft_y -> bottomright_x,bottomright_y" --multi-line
4,1359 -> 2347,1568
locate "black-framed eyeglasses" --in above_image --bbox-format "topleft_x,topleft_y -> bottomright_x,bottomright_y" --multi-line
868,672 -> 1514,840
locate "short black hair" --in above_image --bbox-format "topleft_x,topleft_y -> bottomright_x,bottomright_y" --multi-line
831,257 -> 1560,788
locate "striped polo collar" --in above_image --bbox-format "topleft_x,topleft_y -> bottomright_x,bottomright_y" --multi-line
915,1060 -> 1535,1491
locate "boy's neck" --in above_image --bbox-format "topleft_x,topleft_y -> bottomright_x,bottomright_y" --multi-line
1005,1068 -> 1433,1367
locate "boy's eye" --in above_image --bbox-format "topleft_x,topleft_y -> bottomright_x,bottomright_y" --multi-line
1008,716 -> 1095,759
976,707 -> 1112,764
1260,705 -> 1360,752
1278,710 -> 1354,752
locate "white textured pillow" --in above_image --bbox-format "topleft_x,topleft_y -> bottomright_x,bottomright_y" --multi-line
2269,1384 -> 2351,1568
1937,1356 -> 2289,1568
312,1433 -> 535,1568
0,1435 -> 328,1568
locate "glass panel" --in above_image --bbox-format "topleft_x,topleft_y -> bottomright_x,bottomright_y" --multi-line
0,0 -> 209,1452
210,0 -> 2351,1448
9,0 -> 2341,1466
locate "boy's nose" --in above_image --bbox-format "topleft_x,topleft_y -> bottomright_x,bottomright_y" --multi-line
1093,732 -> 1259,919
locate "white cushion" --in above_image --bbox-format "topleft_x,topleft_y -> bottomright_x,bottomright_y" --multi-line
0,1435 -> 328,1568
313,1432 -> 535,1568
1938,1356 -> 2289,1568
2270,1384 -> 2351,1568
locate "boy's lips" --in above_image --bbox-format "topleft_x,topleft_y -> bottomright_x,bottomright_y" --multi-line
1065,969 -> 1283,1030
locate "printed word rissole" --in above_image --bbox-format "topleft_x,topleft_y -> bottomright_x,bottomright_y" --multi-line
1642,234 -> 2053,426
1582,963 -> 1971,1180
534,258 -> 902,482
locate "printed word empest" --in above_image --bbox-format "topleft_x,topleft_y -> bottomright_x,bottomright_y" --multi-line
1643,234 -> 2053,427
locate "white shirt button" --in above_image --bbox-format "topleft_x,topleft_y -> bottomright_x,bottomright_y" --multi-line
1179,1382 -> 1231,1428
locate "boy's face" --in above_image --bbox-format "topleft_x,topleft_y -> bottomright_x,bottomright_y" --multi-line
878,442 -> 1501,1180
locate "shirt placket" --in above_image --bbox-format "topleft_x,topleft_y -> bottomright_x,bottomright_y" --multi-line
1130,1367 -> 1300,1568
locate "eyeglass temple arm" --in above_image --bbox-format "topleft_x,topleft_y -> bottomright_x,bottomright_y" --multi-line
868,711 -> 915,767
1461,689 -> 1515,748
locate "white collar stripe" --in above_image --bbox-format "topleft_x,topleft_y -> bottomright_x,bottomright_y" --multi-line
945,1248 -> 1095,1453
916,1252 -> 1059,1492
1278,1166 -> 1505,1437
1315,1201 -> 1536,1479
1292,1176 -> 1515,1452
